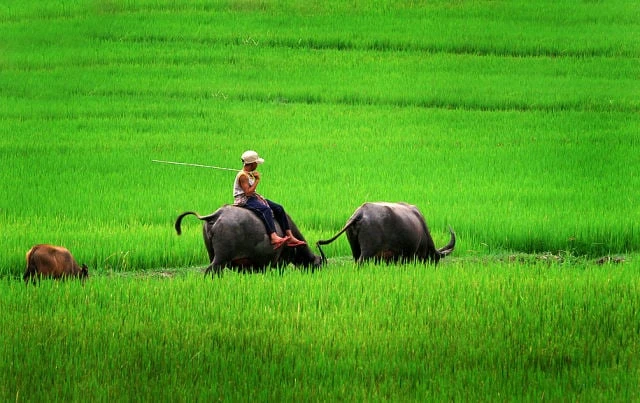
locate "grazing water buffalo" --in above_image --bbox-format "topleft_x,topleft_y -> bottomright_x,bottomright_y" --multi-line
175,205 -> 322,276
24,244 -> 88,284
317,202 -> 455,264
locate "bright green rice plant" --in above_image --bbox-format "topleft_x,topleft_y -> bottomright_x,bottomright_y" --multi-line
1,258 -> 639,400
1,0 -> 638,276
2,4 -> 639,401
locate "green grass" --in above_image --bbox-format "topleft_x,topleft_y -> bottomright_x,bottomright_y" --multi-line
1,102 -> 636,272
1,0 -> 639,400
1,259 -> 639,401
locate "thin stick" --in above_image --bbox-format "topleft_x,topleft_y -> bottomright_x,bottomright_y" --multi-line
152,160 -> 240,172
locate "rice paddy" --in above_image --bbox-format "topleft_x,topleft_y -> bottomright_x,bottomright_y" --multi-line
0,0 -> 638,400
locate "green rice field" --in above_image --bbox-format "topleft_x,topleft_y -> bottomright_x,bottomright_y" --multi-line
1,0 -> 639,400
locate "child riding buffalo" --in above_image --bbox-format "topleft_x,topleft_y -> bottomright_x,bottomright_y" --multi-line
233,150 -> 306,250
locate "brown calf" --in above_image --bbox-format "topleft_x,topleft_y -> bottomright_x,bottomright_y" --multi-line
24,244 -> 88,284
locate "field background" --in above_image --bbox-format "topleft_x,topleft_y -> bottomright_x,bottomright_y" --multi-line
1,0 -> 638,273
1,0 -> 639,400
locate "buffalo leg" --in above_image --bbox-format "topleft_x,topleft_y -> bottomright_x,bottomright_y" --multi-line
204,260 -> 225,278
346,234 -> 361,262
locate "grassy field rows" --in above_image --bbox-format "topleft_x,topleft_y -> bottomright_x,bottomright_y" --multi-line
4,33 -> 638,112
0,1 -> 639,398
1,259 -> 639,400
1,99 -> 637,273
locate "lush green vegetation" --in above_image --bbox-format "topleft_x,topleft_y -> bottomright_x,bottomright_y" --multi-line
0,0 -> 638,400
2,260 -> 639,401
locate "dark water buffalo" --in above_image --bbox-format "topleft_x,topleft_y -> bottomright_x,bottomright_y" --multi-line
24,244 -> 88,284
317,202 -> 455,264
175,205 -> 322,276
